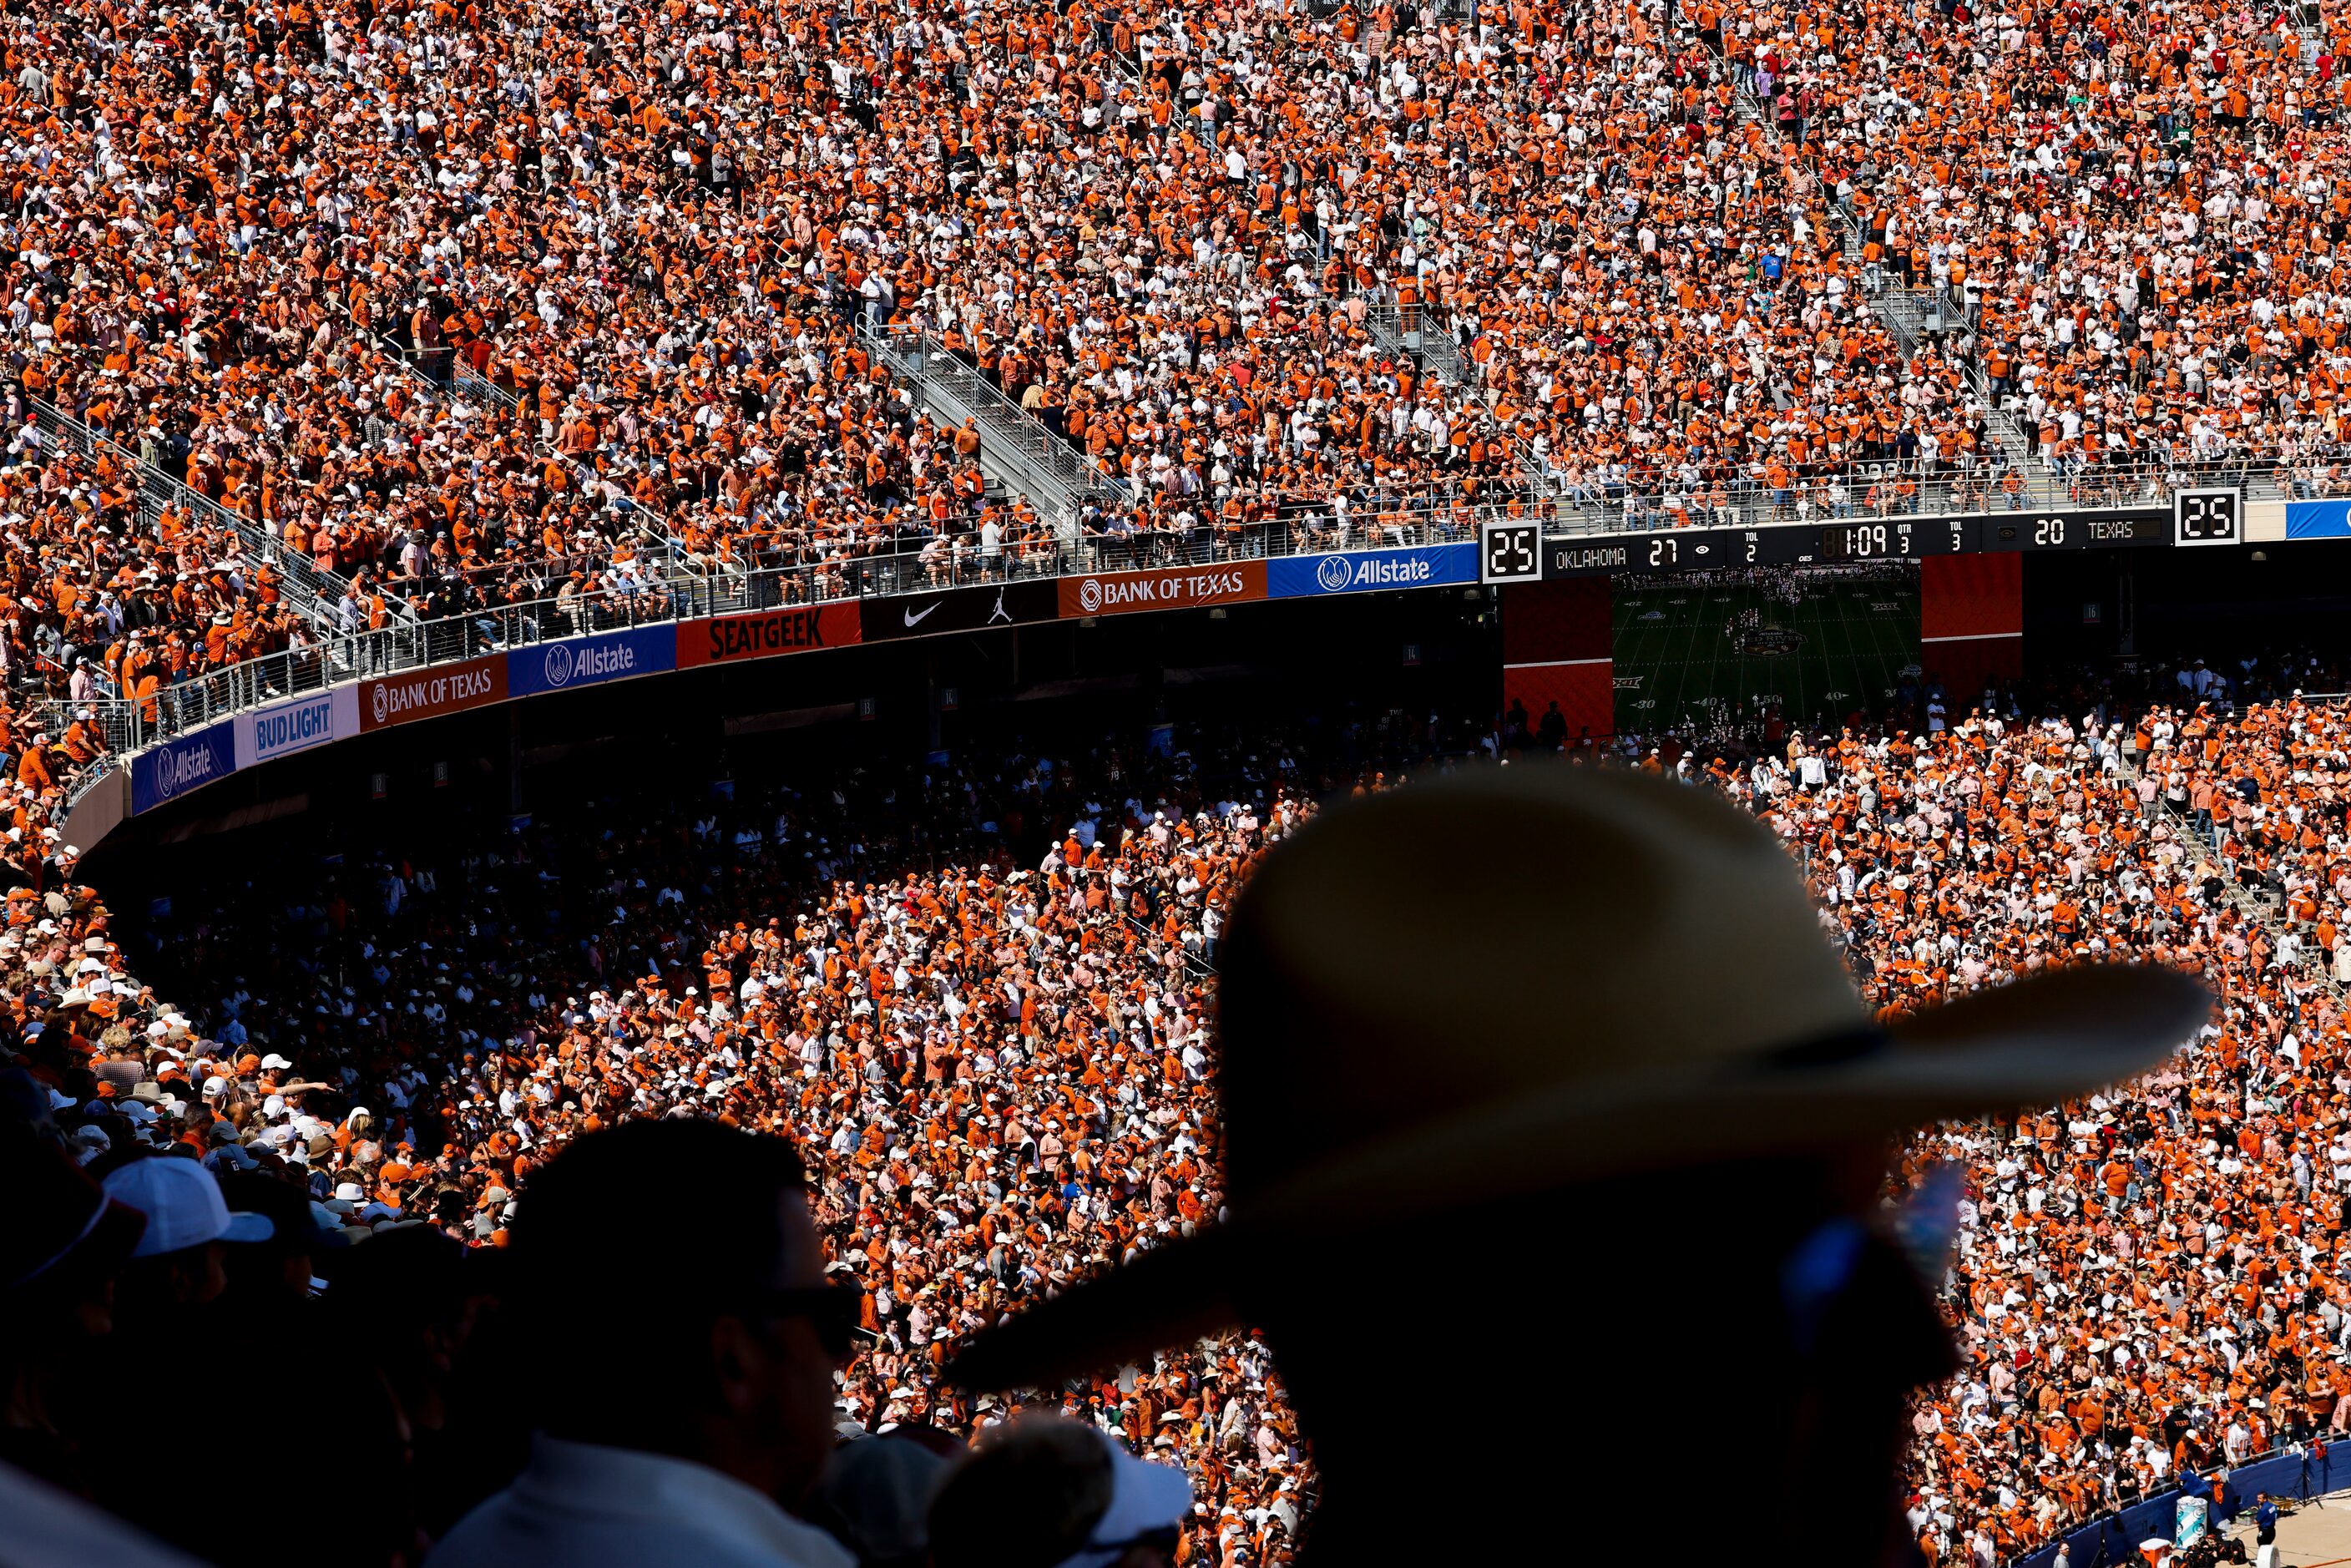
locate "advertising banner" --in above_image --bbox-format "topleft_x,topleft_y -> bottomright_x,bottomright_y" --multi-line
131,721 -> 237,814
1267,543 -> 1476,599
676,601 -> 862,667
506,624 -> 675,700
235,687 -> 361,770
1056,561 -> 1267,619
357,654 -> 508,732
867,579 -> 1059,640
2286,500 -> 2351,540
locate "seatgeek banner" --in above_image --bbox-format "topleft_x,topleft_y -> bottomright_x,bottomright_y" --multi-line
676,601 -> 862,667
2286,500 -> 2351,539
131,721 -> 237,815
1267,543 -> 1477,599
506,624 -> 676,700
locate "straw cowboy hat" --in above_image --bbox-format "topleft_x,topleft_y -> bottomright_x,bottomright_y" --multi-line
948,762 -> 2211,1391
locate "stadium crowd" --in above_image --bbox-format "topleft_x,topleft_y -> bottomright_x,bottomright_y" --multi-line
3,721 -> 1358,1567
1716,698 -> 2341,1566
23,0 -> 2351,731
13,0 -> 2351,1552
0,662 -> 2347,1566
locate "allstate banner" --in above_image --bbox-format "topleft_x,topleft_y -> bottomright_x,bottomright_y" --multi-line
1267,543 -> 1477,599
505,624 -> 675,700
2286,500 -> 2351,539
131,721 -> 238,815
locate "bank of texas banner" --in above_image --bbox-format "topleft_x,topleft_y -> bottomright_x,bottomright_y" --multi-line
1056,562 -> 1267,619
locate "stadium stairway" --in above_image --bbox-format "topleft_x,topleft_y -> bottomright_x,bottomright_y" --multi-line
2119,741 -> 2342,1002
27,396 -> 383,635
1364,303 -> 1471,390
333,305 -> 705,590
859,323 -> 1123,533
1360,301 -> 1572,504
1705,38 -> 2061,504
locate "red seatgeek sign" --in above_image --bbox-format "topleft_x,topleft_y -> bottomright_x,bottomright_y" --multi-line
676,602 -> 862,667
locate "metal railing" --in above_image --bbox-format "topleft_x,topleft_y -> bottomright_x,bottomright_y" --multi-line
331,302 -> 698,579
32,443 -> 2295,823
25,397 -> 370,629
2002,1437 -> 2347,1568
862,325 -> 1124,526
50,509 -> 1491,797
1691,32 -> 2077,503
1517,449 -> 2274,535
1364,302 -> 1473,392
450,365 -> 520,414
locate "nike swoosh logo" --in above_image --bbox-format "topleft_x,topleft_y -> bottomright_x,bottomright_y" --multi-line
903,604 -> 939,626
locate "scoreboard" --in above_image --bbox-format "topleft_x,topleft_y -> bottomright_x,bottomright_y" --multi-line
1542,504 -> 2177,578
1483,490 -> 2243,582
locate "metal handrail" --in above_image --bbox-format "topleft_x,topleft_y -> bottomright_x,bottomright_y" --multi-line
1505,452 -> 2273,536
862,324 -> 1125,525
28,447 -> 2300,823
329,303 -> 697,579
1364,302 -> 1473,392
24,397 -> 372,628
60,512 -> 1497,783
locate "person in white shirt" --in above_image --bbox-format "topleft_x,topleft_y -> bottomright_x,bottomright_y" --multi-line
428,1123 -> 860,1568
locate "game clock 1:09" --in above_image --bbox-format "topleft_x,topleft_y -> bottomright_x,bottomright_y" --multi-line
1480,519 -> 1542,584
1816,519 -> 1968,561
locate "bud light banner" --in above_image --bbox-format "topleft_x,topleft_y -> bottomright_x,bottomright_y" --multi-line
235,687 -> 361,769
505,625 -> 676,700
1267,543 -> 1476,599
132,721 -> 238,815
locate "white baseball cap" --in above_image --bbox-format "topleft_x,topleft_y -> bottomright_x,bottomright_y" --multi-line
1054,1429 -> 1193,1568
101,1158 -> 274,1257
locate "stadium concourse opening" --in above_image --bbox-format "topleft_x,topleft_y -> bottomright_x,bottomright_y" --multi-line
81,588 -> 1504,907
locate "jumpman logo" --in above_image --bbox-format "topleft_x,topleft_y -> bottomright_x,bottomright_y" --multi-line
988,586 -> 1011,625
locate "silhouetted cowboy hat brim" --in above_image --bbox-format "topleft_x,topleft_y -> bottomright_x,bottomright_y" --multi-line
946,962 -> 2209,1392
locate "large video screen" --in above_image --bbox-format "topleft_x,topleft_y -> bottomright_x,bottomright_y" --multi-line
1612,564 -> 1924,736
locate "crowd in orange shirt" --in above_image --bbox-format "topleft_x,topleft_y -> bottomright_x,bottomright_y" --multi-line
0,400 -> 319,730
10,0 -> 2351,1549
7,725 -> 1362,1565
1691,690 -> 2351,1566
19,0 -> 2272,734
5,675 -> 2345,1567
16,0 -> 2351,733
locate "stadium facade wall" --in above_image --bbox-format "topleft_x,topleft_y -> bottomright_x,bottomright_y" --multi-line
1499,577 -> 1613,740
1921,554 -> 2025,703
2013,1444 -> 2345,1568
